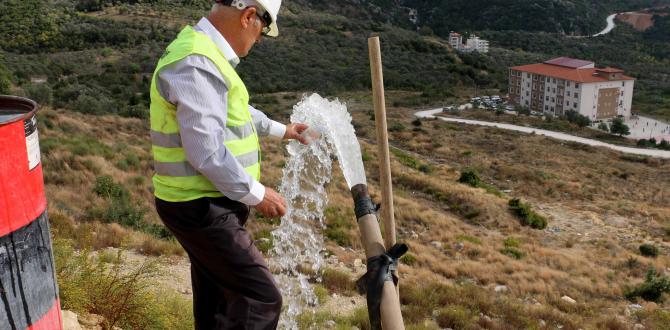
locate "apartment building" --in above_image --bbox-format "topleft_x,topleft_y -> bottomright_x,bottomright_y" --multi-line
449,32 -> 489,53
509,57 -> 635,120
465,35 -> 489,53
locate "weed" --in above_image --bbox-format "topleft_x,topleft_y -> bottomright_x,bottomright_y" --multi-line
322,268 -> 355,294
508,198 -> 547,229
500,247 -> 524,259
401,253 -> 417,266
503,237 -> 521,248
455,234 -> 482,245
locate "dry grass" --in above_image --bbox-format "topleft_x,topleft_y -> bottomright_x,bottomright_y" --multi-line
40,90 -> 670,328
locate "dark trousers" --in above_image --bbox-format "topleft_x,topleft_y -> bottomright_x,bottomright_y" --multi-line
155,196 -> 282,330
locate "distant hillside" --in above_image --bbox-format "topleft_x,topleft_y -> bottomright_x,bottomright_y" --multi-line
300,0 -> 670,36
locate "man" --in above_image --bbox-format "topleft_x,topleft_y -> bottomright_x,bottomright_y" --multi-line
149,0 -> 307,328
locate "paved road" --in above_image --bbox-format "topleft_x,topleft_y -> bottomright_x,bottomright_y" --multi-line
415,109 -> 670,159
593,13 -> 618,37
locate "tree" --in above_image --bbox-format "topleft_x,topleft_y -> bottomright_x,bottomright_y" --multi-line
610,117 -> 630,136
597,122 -> 609,132
565,110 -> 591,127
0,55 -> 12,94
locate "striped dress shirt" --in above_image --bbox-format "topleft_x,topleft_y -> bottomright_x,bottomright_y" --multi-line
156,17 -> 286,206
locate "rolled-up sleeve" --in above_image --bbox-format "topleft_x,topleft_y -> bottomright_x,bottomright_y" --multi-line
157,55 -> 265,205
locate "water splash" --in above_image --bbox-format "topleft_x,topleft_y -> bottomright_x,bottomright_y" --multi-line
272,93 -> 367,329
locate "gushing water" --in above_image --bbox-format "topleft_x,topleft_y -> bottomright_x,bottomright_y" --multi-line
272,94 -> 367,329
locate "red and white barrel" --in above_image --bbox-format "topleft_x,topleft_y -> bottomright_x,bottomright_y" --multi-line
0,96 -> 62,330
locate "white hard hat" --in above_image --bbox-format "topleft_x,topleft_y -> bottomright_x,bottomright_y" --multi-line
255,0 -> 281,37
224,0 -> 281,37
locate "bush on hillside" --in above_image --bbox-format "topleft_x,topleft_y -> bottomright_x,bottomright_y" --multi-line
508,198 -> 547,229
639,244 -> 660,258
626,267 -> 670,303
458,170 -> 481,187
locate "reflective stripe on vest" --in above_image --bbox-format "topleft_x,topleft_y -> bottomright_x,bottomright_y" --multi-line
150,25 -> 261,202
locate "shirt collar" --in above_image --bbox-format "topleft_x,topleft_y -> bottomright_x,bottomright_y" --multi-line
194,17 -> 241,68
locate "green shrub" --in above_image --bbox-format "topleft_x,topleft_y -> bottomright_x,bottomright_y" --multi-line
626,267 -> 670,303
390,122 -> 406,132
254,229 -> 274,254
639,244 -> 660,258
391,149 -> 432,173
500,247 -> 524,259
508,198 -> 547,229
597,122 -> 609,132
503,237 -> 521,248
458,170 -> 481,187
94,175 -> 128,199
436,306 -> 473,329
400,253 -> 417,266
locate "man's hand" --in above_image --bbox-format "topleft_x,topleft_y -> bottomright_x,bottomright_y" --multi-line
283,123 -> 309,144
254,187 -> 287,218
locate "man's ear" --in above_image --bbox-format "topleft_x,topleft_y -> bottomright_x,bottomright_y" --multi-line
240,7 -> 258,29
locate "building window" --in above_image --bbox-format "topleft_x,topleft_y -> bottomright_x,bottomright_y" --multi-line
545,105 -> 548,110
566,101 -> 569,106
553,78 -> 556,83
527,83 -> 530,88
574,92 -> 579,98
567,81 -> 571,87
621,81 -> 624,86
525,100 -> 529,105
547,87 -> 550,92
551,107 -> 555,112
553,88 -> 556,93
567,91 -> 571,96
526,91 -> 529,96
546,77 -> 550,82
545,96 -> 549,101
551,97 -> 555,102
575,83 -> 579,88
574,102 -> 578,107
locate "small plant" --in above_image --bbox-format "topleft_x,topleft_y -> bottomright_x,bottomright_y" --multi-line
94,175 -> 128,199
500,247 -> 524,259
503,237 -> 521,248
626,267 -> 670,303
639,244 -> 660,258
322,268 -> 355,294
254,229 -> 274,254
455,234 -> 482,245
436,306 -> 472,328
389,122 -> 406,132
508,198 -> 547,229
458,170 -> 480,187
400,253 -> 417,266
411,118 -> 422,126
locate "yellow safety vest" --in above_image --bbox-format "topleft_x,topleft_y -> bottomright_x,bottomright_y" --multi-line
150,26 -> 261,202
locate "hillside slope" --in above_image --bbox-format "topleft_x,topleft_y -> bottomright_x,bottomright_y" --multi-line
41,90 -> 670,329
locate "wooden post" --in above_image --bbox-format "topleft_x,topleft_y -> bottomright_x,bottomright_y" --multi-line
368,36 -> 396,250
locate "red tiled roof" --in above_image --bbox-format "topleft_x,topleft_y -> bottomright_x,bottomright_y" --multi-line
597,67 -> 624,73
544,57 -> 594,68
510,63 -> 635,83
